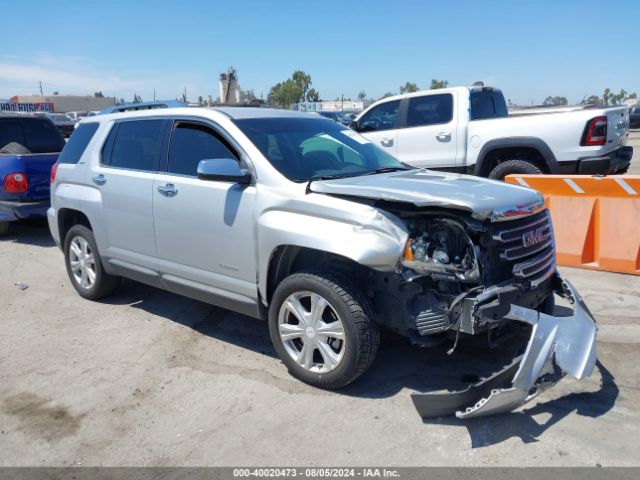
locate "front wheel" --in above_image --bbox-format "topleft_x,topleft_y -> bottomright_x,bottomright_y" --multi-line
0,222 -> 10,237
268,271 -> 379,389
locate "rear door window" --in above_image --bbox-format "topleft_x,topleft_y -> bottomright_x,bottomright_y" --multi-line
470,90 -> 508,120
358,100 -> 401,132
405,94 -> 453,127
167,122 -> 238,176
104,119 -> 167,171
57,123 -> 99,164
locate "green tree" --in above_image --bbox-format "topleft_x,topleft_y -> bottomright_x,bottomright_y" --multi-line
582,94 -> 601,106
94,91 -> 104,98
268,70 -> 316,107
292,70 -> 312,101
357,90 -> 367,102
132,94 -> 142,103
380,92 -> 394,99
430,79 -> 449,89
197,95 -> 204,106
543,96 -> 568,106
306,88 -> 320,102
268,80 -> 303,108
399,82 -> 419,94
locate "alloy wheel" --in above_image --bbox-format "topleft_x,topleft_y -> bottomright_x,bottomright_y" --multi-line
277,291 -> 346,374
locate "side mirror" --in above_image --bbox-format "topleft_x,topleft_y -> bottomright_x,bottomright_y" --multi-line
197,159 -> 252,184
349,120 -> 359,131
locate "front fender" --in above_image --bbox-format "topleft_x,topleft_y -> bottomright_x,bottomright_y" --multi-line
257,204 -> 408,301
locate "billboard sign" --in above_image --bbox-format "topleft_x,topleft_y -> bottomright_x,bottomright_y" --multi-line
0,102 -> 55,112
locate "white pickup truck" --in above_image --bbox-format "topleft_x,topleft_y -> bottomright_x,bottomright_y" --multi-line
352,86 -> 632,179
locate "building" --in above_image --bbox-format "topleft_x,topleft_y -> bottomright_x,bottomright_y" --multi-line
295,100 -> 363,113
8,94 -> 116,113
219,67 -> 241,104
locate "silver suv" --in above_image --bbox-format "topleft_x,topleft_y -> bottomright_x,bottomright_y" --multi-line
49,107 -> 597,418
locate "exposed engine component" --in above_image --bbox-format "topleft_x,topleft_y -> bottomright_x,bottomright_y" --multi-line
399,218 -> 480,283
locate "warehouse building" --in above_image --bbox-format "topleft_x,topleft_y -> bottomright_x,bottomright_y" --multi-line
8,94 -> 116,113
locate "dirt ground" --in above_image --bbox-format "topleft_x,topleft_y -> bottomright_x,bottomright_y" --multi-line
1,132 -> 639,466
0,218 -> 639,467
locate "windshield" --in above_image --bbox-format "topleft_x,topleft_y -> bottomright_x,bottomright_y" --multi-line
235,117 -> 408,181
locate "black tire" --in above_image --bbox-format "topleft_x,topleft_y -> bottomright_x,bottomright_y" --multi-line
64,225 -> 120,300
488,159 -> 542,180
0,221 -> 10,237
0,142 -> 32,155
268,271 -> 380,389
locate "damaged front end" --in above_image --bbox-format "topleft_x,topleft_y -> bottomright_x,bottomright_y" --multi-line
370,206 -> 597,419
411,275 -> 597,418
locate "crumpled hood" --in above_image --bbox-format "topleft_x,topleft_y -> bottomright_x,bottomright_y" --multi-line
310,169 -> 544,221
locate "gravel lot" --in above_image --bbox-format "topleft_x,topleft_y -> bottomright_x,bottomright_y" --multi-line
1,137 -> 639,466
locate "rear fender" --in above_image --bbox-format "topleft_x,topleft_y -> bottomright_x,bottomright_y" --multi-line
474,137 -> 558,176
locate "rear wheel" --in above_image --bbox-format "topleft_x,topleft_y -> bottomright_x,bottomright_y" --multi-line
0,222 -> 10,237
488,159 -> 542,180
268,271 -> 379,389
64,225 -> 120,300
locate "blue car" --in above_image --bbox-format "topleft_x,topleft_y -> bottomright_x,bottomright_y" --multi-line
0,114 -> 65,235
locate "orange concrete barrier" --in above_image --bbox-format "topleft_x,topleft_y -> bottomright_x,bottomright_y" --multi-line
505,174 -> 640,275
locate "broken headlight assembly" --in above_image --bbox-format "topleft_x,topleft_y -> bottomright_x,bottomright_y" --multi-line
400,219 -> 480,283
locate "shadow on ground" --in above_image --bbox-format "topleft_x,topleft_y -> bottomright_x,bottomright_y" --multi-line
102,279 -> 619,447
0,219 -> 55,248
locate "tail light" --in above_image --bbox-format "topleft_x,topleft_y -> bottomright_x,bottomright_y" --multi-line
4,173 -> 29,193
582,116 -> 607,146
50,162 -> 59,183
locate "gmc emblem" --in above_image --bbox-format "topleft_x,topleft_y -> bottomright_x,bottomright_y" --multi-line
522,227 -> 546,248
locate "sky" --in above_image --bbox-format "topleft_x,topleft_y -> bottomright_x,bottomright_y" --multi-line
1,0 -> 638,105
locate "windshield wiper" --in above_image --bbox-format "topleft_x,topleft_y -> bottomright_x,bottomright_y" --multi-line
361,167 -> 409,176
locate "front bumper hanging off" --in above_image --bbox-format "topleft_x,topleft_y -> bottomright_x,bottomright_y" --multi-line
411,276 -> 598,419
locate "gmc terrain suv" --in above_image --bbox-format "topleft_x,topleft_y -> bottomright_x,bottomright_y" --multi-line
49,107 -> 597,418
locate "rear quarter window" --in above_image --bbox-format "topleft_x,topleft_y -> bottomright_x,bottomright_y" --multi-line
57,123 -> 99,164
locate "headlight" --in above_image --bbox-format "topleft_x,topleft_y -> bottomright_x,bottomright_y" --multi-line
400,219 -> 480,282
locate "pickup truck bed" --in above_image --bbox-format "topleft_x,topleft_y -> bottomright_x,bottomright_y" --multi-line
0,114 -> 64,235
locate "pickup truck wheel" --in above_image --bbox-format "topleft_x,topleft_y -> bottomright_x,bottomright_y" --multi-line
64,225 -> 120,300
488,160 -> 542,180
269,271 -> 379,389
0,222 -> 10,236
0,142 -> 32,155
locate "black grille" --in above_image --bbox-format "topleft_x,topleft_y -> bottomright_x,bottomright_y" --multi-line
491,210 -> 556,287
415,309 -> 448,335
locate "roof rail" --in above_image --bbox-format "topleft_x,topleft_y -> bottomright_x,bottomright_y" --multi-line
99,100 -> 187,115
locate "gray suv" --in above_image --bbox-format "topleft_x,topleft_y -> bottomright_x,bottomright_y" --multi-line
49,107 -> 597,418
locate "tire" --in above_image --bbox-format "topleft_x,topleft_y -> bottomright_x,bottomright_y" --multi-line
0,142 -> 32,155
64,225 -> 120,300
268,271 -> 380,389
0,221 -> 10,237
488,159 -> 542,180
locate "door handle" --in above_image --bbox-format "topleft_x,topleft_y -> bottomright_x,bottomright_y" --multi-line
436,132 -> 452,142
92,174 -> 106,186
157,183 -> 178,197
380,138 -> 394,147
